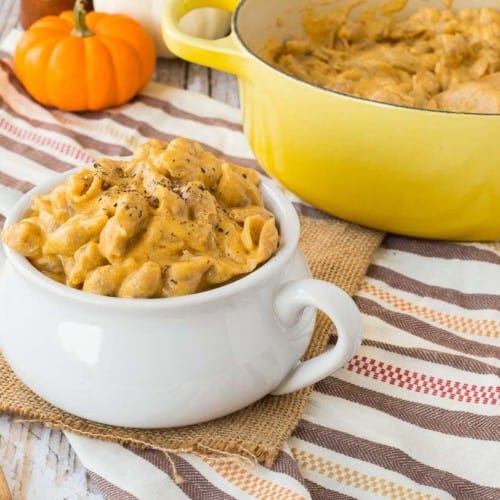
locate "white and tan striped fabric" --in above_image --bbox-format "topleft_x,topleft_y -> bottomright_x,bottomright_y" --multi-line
0,30 -> 499,500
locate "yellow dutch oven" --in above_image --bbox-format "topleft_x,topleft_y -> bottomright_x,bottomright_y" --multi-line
162,0 -> 500,241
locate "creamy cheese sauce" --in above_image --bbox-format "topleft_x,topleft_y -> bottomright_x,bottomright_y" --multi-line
262,5 -> 500,113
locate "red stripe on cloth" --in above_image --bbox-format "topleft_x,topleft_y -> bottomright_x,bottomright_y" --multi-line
347,355 -> 499,404
0,115 -> 93,164
0,95 -> 132,158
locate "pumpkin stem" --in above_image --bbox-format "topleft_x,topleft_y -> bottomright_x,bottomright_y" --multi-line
71,0 -> 94,37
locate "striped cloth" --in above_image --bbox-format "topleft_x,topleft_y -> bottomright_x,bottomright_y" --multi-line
1,29 -> 499,499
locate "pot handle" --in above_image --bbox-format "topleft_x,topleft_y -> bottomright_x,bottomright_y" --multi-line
161,0 -> 249,76
272,279 -> 363,395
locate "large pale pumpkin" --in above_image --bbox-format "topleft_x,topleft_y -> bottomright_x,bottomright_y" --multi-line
14,0 -> 156,111
93,0 -> 231,58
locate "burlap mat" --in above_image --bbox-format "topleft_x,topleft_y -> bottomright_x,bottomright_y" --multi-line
0,215 -> 383,466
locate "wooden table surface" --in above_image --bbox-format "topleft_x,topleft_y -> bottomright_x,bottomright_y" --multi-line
0,1 -> 239,498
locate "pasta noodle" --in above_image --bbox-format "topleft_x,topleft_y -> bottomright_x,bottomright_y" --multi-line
2,138 -> 280,298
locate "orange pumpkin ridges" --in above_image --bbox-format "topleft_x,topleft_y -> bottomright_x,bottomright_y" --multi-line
14,0 -> 156,111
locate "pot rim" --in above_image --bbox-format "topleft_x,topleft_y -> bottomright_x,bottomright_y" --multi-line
232,0 -> 500,117
2,170 -> 300,310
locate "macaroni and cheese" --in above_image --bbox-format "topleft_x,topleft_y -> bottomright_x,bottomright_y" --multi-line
2,138 -> 280,298
262,5 -> 500,113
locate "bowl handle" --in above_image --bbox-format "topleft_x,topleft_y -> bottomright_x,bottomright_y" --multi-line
272,279 -> 363,395
161,0 -> 249,76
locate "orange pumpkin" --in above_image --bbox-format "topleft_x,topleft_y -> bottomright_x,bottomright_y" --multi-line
14,0 -> 156,111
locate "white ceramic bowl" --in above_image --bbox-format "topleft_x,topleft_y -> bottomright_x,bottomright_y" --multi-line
0,171 -> 362,428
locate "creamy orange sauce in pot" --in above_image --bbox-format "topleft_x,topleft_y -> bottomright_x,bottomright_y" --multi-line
261,5 -> 500,113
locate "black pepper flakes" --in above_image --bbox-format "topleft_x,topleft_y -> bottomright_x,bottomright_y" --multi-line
149,197 -> 160,209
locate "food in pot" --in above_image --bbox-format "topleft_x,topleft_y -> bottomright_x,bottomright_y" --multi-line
261,5 -> 500,113
1,138 -> 280,298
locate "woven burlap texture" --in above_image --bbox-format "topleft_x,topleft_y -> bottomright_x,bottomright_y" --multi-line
0,215 -> 383,466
